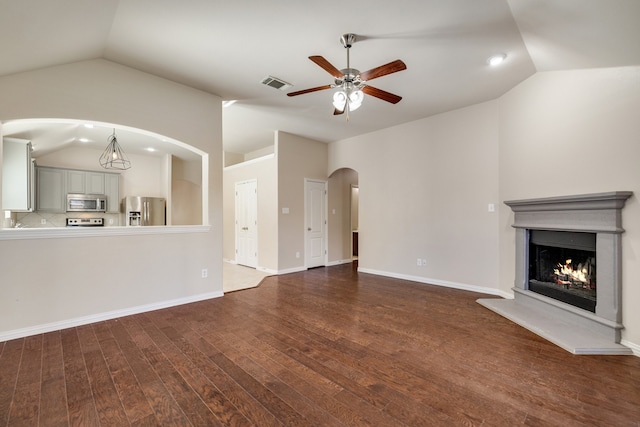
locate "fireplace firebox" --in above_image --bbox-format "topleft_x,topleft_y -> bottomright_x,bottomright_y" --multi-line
528,230 -> 596,312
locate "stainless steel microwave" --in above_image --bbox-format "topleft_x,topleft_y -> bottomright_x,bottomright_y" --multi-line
66,194 -> 107,212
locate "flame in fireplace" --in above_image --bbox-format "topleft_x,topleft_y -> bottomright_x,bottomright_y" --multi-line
553,259 -> 589,284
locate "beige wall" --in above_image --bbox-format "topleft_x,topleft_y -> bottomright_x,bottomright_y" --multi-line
329,101 -> 501,291
497,66 -> 640,349
0,59 -> 222,339
223,153 -> 278,271
277,131 -> 329,271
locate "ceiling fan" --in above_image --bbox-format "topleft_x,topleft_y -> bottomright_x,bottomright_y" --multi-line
287,33 -> 406,116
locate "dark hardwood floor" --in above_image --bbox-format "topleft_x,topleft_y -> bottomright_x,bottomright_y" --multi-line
1,263 -> 639,426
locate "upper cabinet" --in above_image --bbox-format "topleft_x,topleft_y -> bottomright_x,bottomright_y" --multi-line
2,138 -> 34,212
66,170 -> 106,194
36,166 -> 119,213
36,167 -> 65,212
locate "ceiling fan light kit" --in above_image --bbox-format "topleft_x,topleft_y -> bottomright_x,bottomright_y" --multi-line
287,33 -> 406,119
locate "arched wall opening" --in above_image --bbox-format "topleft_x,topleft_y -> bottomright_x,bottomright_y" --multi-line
328,167 -> 359,265
1,118 -> 207,227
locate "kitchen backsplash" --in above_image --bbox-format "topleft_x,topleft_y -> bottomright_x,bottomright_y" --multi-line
14,212 -> 122,228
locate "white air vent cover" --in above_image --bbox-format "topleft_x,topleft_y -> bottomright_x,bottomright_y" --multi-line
261,76 -> 292,91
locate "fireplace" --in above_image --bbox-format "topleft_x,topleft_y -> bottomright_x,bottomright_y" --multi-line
528,230 -> 596,312
478,192 -> 633,355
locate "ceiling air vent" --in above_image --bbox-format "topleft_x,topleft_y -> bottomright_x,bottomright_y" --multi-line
261,76 -> 292,91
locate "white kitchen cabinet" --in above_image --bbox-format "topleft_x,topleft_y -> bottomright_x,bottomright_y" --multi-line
36,166 -> 119,213
2,137 -> 34,211
86,172 -> 106,194
36,167 -> 66,212
104,173 -> 120,213
67,170 -> 106,195
66,169 -> 85,193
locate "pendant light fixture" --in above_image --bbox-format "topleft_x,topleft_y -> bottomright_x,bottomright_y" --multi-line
100,128 -> 131,170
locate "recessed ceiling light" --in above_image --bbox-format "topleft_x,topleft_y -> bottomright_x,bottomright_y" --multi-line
83,124 -> 94,128
487,53 -> 507,67
79,138 -> 89,143
145,147 -> 156,152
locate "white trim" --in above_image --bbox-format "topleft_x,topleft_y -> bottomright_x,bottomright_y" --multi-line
277,266 -> 307,275
327,258 -> 354,267
223,153 -> 275,171
621,339 -> 640,357
257,266 -> 278,275
0,291 -> 223,343
358,267 -> 512,299
0,225 -> 210,240
223,259 -> 277,275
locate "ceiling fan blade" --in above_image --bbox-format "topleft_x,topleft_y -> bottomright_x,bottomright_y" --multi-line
333,108 -> 344,115
287,85 -> 333,97
309,56 -> 344,79
362,85 -> 403,104
359,60 -> 407,81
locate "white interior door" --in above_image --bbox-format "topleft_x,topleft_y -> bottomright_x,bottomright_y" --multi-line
305,179 -> 327,268
235,180 -> 257,268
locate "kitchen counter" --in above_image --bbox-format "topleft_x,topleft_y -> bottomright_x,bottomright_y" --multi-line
0,225 -> 210,240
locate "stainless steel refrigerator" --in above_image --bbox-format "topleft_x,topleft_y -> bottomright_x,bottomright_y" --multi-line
123,196 -> 166,226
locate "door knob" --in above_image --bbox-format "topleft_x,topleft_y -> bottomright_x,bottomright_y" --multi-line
307,227 -> 311,231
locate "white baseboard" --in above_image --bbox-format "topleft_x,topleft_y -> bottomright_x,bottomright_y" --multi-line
621,339 -> 640,357
277,266 -> 307,275
357,267 -> 513,299
326,259 -> 354,267
0,291 -> 223,343
256,266 -> 278,275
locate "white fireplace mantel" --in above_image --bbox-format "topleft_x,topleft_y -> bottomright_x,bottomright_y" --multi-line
478,191 -> 633,355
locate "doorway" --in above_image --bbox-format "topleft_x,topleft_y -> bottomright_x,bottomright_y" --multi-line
305,179 -> 327,268
351,184 -> 359,260
235,179 -> 257,268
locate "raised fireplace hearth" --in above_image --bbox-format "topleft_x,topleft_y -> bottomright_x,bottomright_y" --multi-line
478,192 -> 633,355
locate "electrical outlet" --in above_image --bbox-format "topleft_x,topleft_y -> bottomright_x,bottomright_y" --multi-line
417,258 -> 422,266
296,251 -> 300,258
422,259 -> 427,267
41,218 -> 46,225
488,203 -> 495,212
201,268 -> 208,278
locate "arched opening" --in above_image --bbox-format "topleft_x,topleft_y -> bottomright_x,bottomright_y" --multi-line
328,167 -> 359,265
1,118 -> 207,228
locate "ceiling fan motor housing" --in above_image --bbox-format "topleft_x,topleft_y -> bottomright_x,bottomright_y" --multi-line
340,33 -> 357,48
336,68 -> 361,86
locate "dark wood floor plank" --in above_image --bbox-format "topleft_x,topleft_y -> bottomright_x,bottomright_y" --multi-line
134,314 -> 225,426
0,339 -> 24,426
93,321 -> 155,424
7,335 -> 42,426
177,327 -> 284,426
2,263 -> 640,426
61,328 -> 101,426
76,325 -> 130,426
117,317 -> 193,427
139,314 -> 255,427
39,331 -> 69,427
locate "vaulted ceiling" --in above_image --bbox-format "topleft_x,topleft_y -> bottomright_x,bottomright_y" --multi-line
1,0 -> 639,156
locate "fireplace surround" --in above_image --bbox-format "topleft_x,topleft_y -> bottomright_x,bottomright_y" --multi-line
478,192 -> 633,355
